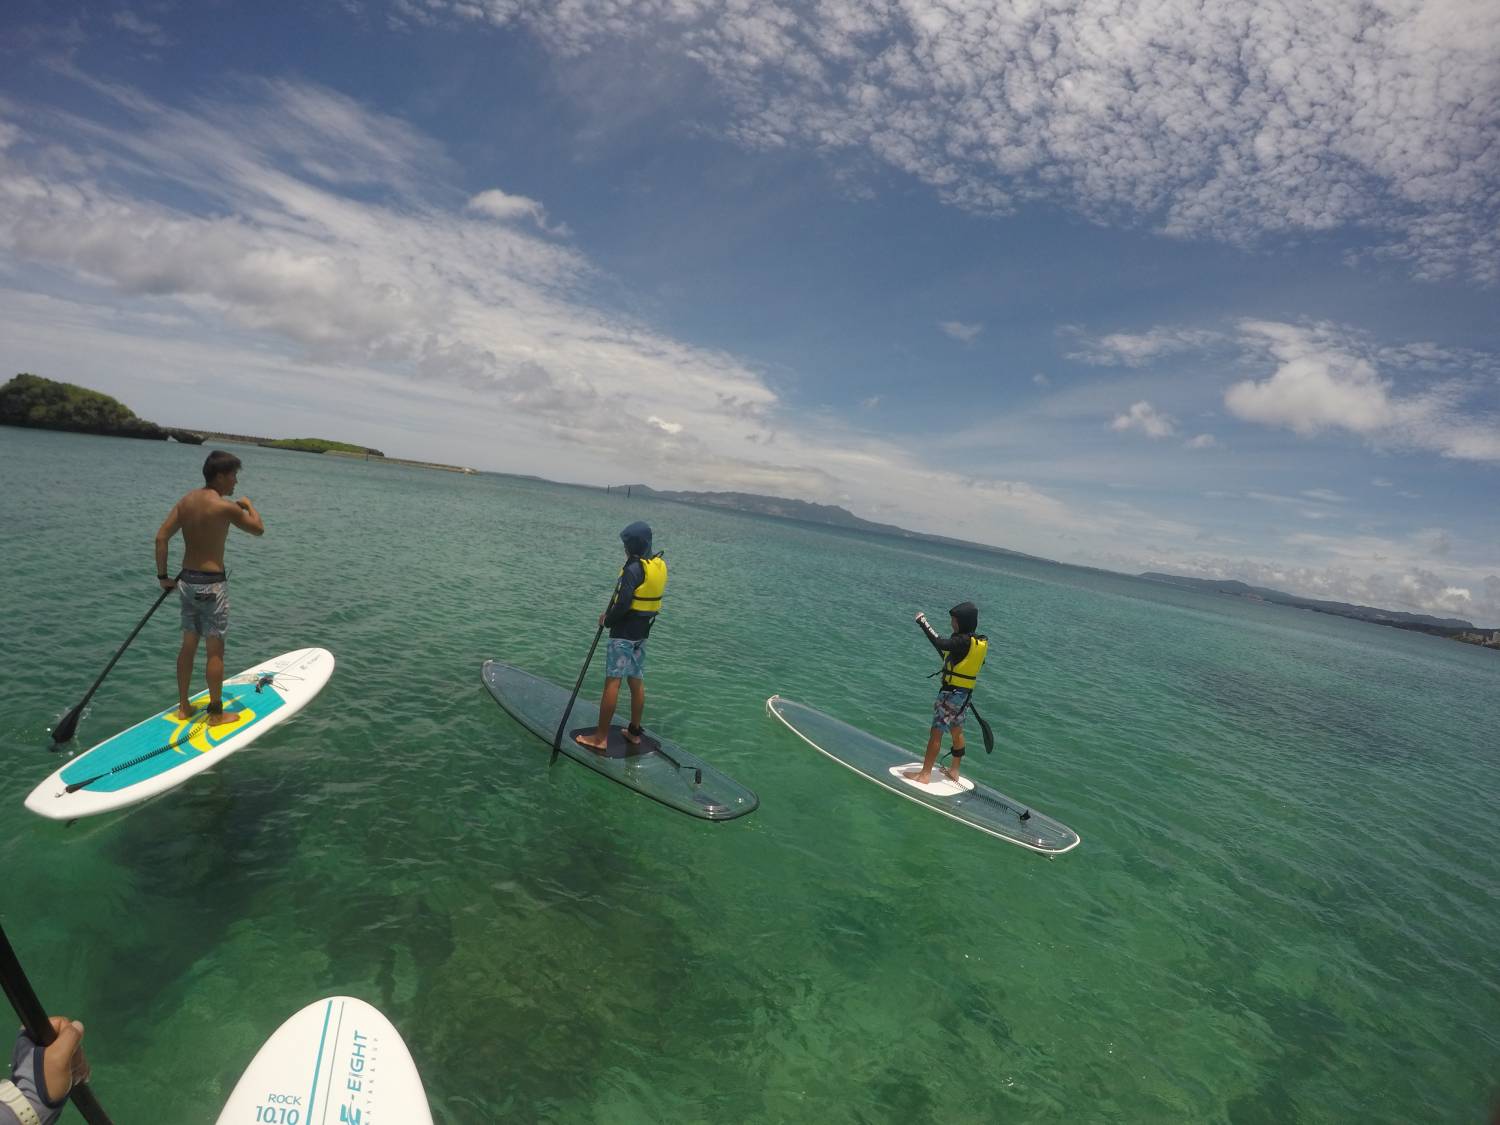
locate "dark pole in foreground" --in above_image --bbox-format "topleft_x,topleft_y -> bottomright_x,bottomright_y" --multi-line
0,922 -> 114,1124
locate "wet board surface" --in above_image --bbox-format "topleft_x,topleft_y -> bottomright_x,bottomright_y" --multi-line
216,995 -> 432,1125
481,659 -> 758,821
26,648 -> 334,821
568,726 -> 659,758
767,694 -> 1080,855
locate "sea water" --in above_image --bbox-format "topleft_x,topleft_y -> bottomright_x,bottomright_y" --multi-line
1,426 -> 1496,1123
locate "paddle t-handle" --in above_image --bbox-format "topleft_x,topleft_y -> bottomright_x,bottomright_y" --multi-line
51,574 -> 182,748
0,922 -> 114,1124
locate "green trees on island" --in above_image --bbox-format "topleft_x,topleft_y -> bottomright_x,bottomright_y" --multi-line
260,438 -> 383,455
0,373 -> 170,439
1,373 -> 381,454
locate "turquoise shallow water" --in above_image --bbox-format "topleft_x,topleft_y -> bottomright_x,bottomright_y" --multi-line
1,425 -> 1498,1123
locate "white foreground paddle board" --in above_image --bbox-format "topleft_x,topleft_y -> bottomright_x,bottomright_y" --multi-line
217,996 -> 432,1125
26,648 -> 334,820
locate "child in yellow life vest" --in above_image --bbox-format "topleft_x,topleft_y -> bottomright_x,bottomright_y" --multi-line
574,521 -> 667,753
905,601 -> 987,785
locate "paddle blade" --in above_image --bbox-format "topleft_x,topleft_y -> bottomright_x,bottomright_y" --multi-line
978,713 -> 995,754
50,706 -> 82,747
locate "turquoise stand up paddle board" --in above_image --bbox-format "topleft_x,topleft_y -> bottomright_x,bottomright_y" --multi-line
217,996 -> 432,1125
26,648 -> 334,820
767,694 -> 1080,855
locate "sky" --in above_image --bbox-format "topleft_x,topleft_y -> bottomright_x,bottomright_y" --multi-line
2,0 -> 1497,624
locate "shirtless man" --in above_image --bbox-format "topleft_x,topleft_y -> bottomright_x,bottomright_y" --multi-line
154,450 -> 264,725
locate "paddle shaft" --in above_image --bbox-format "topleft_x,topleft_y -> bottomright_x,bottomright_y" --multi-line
52,577 -> 181,747
0,923 -> 113,1125
551,623 -> 604,764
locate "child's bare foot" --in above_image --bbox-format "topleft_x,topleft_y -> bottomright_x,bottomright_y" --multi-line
206,709 -> 242,727
903,768 -> 932,784
174,705 -> 198,721
573,731 -> 609,752
942,767 -> 961,784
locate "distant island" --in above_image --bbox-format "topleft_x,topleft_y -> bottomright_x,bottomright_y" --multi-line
0,373 -> 203,444
1137,573 -> 1500,647
1,374 -> 475,473
207,434 -> 385,457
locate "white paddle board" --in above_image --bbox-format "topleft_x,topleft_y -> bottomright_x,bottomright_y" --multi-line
26,648 -> 334,820
217,995 -> 432,1125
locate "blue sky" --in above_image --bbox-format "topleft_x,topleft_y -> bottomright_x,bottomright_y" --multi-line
2,0 -> 1497,623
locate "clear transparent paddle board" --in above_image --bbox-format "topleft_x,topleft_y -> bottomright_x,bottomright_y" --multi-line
482,660 -> 758,822
767,694 -> 1080,855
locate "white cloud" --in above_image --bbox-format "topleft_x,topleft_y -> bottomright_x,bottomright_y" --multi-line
1031,372 -> 1050,386
939,320 -> 982,343
466,187 -> 569,234
1185,433 -> 1216,449
1226,320 -> 1500,461
402,0 -> 1500,282
1111,400 -> 1176,438
112,10 -> 170,46
646,415 -> 683,435
0,75 -> 1104,555
1301,489 -> 1347,504
860,395 -> 880,409
1069,327 -> 1221,367
467,188 -> 542,221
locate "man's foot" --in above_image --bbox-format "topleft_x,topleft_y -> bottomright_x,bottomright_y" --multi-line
942,768 -> 961,784
623,723 -> 643,746
174,705 -> 199,721
573,732 -> 610,752
206,709 -> 242,727
903,769 -> 932,785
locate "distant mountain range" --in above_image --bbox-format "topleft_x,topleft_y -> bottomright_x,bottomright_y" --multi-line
1136,573 -> 1487,634
610,483 -> 1497,639
611,484 -> 1040,559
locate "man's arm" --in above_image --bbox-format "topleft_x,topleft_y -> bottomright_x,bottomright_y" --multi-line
226,496 -> 265,537
914,612 -> 964,653
155,505 -> 180,588
603,564 -> 642,627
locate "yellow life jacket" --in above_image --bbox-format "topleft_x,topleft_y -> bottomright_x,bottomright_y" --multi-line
624,554 -> 667,615
941,635 -> 987,691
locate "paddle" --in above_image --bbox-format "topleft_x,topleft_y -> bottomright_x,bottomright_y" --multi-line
969,701 -> 996,754
0,922 -> 113,1125
51,576 -> 181,748
551,622 -> 604,765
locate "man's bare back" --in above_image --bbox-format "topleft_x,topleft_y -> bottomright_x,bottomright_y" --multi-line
166,487 -> 257,572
